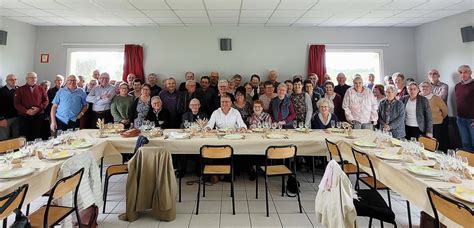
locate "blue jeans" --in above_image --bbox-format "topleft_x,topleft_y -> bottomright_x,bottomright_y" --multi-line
457,117 -> 474,151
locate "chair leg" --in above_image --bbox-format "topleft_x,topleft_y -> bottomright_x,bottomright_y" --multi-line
312,156 -> 315,183
3,218 -> 7,228
231,173 -> 235,215
281,175 -> 285,197
26,203 -> 30,215
369,217 -> 373,228
406,200 -> 412,228
295,177 -> 302,213
100,157 -> 104,181
75,205 -> 81,227
265,175 -> 269,217
103,174 -> 110,213
255,170 -> 259,199
196,176 -> 202,215
387,189 -> 392,209
203,176 -> 206,197
179,176 -> 182,203
380,220 -> 384,228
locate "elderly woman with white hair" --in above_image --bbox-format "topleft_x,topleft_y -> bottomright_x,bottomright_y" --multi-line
377,85 -> 406,139
311,98 -> 338,129
342,76 -> 378,129
419,81 -> 448,150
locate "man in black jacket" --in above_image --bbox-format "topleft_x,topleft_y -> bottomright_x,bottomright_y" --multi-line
0,74 -> 19,140
196,76 -> 218,117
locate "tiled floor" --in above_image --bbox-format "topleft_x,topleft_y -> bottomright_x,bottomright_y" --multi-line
12,170 -> 422,228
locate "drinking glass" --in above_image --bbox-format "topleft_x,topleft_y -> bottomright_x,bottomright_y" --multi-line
278,123 -> 283,131
4,149 -> 14,169
410,137 -> 417,142
330,120 -> 335,128
271,122 -> 277,131
298,122 -> 304,129
461,157 -> 469,168
336,121 -> 342,129
292,121 -> 297,129
447,149 -> 455,158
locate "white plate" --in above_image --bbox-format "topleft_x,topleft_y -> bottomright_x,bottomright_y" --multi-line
251,128 -> 264,133
0,167 -> 35,179
327,128 -> 344,133
449,186 -> 474,203
69,140 -> 93,149
266,134 -> 286,139
169,132 -> 190,139
354,140 -> 377,148
45,151 -> 75,160
406,165 -> 442,177
223,134 -> 244,140
375,152 -> 403,161
295,128 -> 309,132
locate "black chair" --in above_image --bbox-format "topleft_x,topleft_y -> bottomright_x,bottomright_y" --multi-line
352,148 -> 397,227
102,135 -> 149,213
325,139 -> 359,176
196,145 -> 235,215
0,184 -> 28,228
256,145 -> 302,217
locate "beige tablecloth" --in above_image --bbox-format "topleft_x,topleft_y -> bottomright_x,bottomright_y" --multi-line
1,129 -> 472,227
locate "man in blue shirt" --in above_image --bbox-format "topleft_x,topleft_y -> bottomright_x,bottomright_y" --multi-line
50,75 -> 88,132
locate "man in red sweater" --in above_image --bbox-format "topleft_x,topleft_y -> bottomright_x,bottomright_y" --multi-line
13,72 -> 49,141
455,65 -> 474,152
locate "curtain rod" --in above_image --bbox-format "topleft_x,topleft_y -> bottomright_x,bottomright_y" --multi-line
309,43 -> 389,47
61,43 -> 143,46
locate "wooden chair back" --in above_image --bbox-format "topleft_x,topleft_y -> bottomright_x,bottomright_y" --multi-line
266,145 -> 296,159
418,136 -> 438,152
456,149 -> 474,166
51,168 -> 84,200
0,184 -> 28,220
0,137 -> 26,153
201,145 -> 233,159
427,187 -> 474,227
325,139 -> 342,161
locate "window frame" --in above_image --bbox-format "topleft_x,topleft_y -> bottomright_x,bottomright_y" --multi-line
66,47 -> 124,80
325,48 -> 384,84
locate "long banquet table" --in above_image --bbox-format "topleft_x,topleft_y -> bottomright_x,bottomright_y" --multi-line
1,129 -> 472,227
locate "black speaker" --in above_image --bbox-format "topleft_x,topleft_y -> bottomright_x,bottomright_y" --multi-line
460,26 -> 474,43
220,38 -> 231,51
0,30 -> 7,45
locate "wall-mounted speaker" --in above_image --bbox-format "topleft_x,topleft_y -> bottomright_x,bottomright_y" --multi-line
220,38 -> 232,51
461,26 -> 474,43
0,30 -> 7,45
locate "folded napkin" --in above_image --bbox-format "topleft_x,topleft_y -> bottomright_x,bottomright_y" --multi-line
169,132 -> 189,139
463,168 -> 473,180
449,175 -> 462,184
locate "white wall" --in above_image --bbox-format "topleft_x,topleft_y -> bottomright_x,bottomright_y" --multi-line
415,10 -> 474,116
0,17 -> 36,85
34,26 -> 417,84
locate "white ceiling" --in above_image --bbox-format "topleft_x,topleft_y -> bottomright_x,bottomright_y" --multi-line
0,0 -> 472,27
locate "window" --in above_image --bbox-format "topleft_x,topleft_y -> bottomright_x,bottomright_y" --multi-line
326,50 -> 383,85
67,48 -> 124,81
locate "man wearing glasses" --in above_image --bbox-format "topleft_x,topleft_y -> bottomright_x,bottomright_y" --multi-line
0,74 -> 19,140
428,69 -> 449,104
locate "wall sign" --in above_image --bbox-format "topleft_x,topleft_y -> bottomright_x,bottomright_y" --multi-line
40,54 -> 49,63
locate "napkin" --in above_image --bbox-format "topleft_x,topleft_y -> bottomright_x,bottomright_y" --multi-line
420,152 -> 428,160
449,175 -> 462,184
463,168 -> 473,180
397,148 -> 404,155
170,132 -> 189,139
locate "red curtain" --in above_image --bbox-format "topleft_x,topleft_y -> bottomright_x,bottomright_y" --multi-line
307,44 -> 326,85
123,44 -> 144,81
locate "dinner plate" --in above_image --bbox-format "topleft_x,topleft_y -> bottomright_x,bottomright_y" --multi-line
375,152 -> 403,161
223,134 -> 244,140
406,165 -> 442,177
449,186 -> 474,203
266,134 -> 286,139
169,132 -> 190,139
294,128 -> 309,132
251,128 -> 264,133
354,140 -> 377,148
0,167 -> 35,179
45,151 -> 75,160
69,140 -> 93,149
327,128 -> 344,133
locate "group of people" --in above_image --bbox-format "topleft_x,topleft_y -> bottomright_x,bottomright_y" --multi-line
0,65 -> 473,153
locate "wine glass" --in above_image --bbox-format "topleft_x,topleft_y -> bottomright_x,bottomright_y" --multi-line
271,122 -> 277,131
292,120 -> 297,129
4,149 -> 14,169
278,122 -> 283,131
447,149 -> 455,158
336,121 -> 342,129
460,157 -> 469,169
330,120 -> 335,129
298,122 -> 304,129
410,137 -> 417,143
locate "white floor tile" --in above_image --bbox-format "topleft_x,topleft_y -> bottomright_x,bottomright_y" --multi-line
248,200 -> 277,214
273,200 -> 303,214
278,213 -> 312,227
220,214 -> 251,227
176,201 -> 196,214
249,213 -> 282,227
128,213 -> 160,228
158,214 -> 191,228
195,200 -> 221,214
222,190 -> 247,201
189,213 -> 220,227
221,200 -> 249,214
100,214 -> 129,228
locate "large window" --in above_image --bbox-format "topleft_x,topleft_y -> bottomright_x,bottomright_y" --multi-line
326,50 -> 383,85
67,48 -> 124,81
